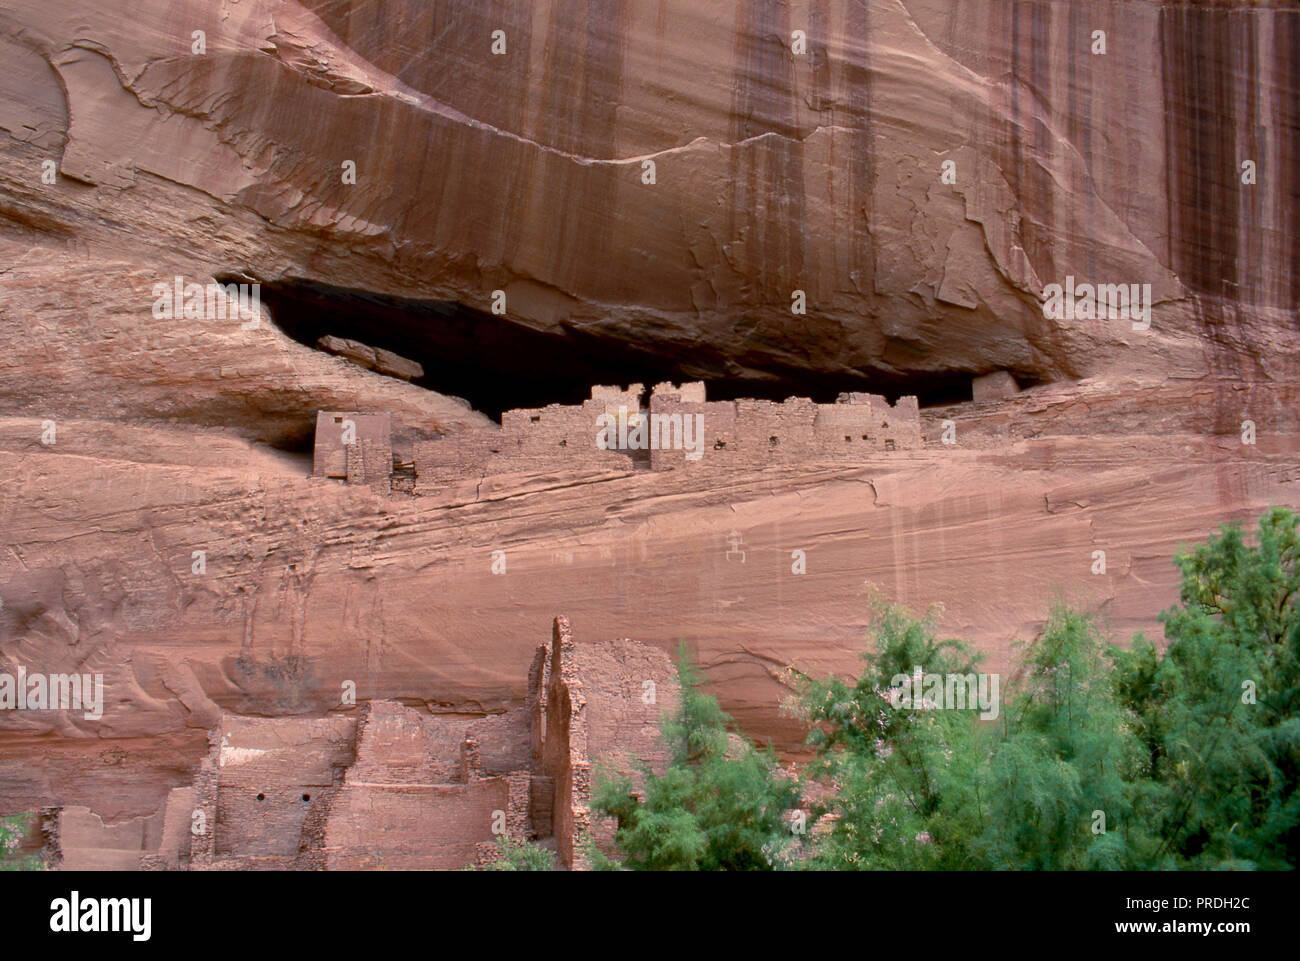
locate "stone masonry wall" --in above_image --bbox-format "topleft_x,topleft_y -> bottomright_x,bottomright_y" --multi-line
414,383 -> 922,488
139,619 -> 681,870
539,615 -> 590,870
313,411 -> 392,489
534,615 -> 678,868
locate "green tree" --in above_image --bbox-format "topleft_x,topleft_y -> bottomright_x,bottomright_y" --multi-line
591,643 -> 799,870
794,597 -> 990,869
797,597 -> 1155,869
600,508 -> 1300,871
1113,506 -> 1300,869
0,813 -> 43,871
469,834 -> 556,871
977,606 -> 1152,869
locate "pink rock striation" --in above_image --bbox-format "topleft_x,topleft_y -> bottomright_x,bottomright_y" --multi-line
0,0 -> 1297,866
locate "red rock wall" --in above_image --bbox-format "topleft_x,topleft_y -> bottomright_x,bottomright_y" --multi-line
2,0 -> 1298,859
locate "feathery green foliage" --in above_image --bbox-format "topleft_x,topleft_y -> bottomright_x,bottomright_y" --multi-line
798,508 -> 1299,870
0,813 -> 43,871
1113,506 -> 1300,869
469,834 -> 556,871
794,598 -> 989,869
591,642 -> 799,870
590,508 -> 1299,870
978,606 -> 1151,869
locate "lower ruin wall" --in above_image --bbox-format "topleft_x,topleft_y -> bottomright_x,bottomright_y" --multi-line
77,617 -> 676,871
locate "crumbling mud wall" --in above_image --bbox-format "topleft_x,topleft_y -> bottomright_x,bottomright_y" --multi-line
649,384 -> 922,468
320,701 -> 531,870
191,715 -> 357,870
119,617 -> 675,870
313,411 -> 392,489
533,615 -> 677,868
412,389 -> 641,486
412,382 -> 923,488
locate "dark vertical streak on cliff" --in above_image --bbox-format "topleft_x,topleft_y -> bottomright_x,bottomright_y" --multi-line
1029,2 -> 1054,283
1067,1 -> 1097,281
1278,13 -> 1300,311
1161,6 -> 1240,300
1160,6 -> 1272,510
727,0 -> 804,304
535,0 -> 629,292
1240,20 -> 1260,303
1167,7 -> 1240,448
809,0 -> 833,111
845,0 -> 873,300
1000,1 -> 1056,288
477,0 -> 536,275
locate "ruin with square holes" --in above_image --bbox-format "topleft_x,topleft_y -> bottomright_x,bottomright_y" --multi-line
394,382 -> 923,488
312,411 -> 393,490
50,617 -> 678,871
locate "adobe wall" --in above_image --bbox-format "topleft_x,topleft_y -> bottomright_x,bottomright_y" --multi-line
500,396 -> 635,471
533,615 -> 677,869
815,392 -> 922,453
130,620 -> 681,870
414,395 -> 635,488
313,411 -> 392,489
324,778 -> 513,870
189,755 -> 218,867
138,786 -> 196,870
54,805 -> 166,870
649,384 -> 922,469
195,714 -> 357,868
413,382 -> 923,487
321,701 -> 533,869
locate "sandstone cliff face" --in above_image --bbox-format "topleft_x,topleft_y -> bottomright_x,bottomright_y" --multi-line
2,0 -> 1296,392
0,0 -> 1297,861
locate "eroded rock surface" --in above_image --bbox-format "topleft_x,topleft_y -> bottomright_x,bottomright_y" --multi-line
0,0 -> 1297,864
2,0 -> 1296,392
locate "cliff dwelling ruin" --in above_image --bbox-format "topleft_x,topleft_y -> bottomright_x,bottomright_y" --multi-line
314,382 -> 925,490
42,618 -> 675,871
2,0 -> 1298,902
